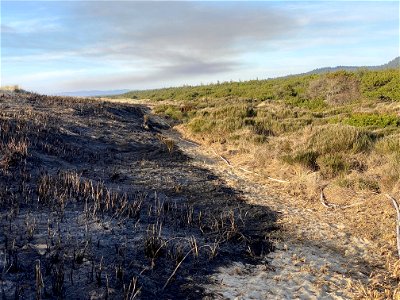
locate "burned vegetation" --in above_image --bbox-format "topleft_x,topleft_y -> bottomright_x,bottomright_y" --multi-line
0,91 -> 277,299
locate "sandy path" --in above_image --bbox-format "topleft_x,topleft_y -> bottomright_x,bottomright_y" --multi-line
160,128 -> 382,299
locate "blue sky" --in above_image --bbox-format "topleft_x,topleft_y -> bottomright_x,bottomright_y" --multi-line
1,1 -> 399,93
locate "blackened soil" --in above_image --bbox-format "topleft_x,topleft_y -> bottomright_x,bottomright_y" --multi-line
0,92 -> 278,299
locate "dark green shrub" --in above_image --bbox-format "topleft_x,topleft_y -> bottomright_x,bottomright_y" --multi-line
360,69 -> 400,101
357,178 -> 380,193
343,113 -> 400,128
253,119 -> 274,136
307,125 -> 375,154
317,154 -> 349,178
188,118 -> 215,133
283,150 -> 319,171
154,105 -> 185,120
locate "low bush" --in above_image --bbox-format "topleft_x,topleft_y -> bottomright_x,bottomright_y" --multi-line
307,71 -> 360,105
154,105 -> 185,121
357,178 -> 380,193
282,150 -> 319,171
317,153 -> 349,178
375,134 -> 400,155
344,113 -> 400,128
253,119 -> 274,136
307,125 -> 376,154
188,118 -> 216,133
360,69 -> 400,102
286,98 -> 327,110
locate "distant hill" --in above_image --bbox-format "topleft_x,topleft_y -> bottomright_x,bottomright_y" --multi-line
304,57 -> 399,75
55,89 -> 130,97
382,57 -> 400,69
58,58 -> 398,97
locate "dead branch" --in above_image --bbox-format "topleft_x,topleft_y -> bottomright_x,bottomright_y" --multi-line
178,137 -> 200,147
211,148 -> 232,166
163,250 -> 192,290
267,176 -> 290,183
385,194 -> 400,259
162,243 -> 211,290
320,185 -> 365,210
320,186 -> 334,208
239,167 -> 289,183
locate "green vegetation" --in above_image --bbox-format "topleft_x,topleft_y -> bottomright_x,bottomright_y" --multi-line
154,104 -> 186,121
282,151 -> 319,171
375,134 -> 400,155
360,69 -> 400,101
283,125 -> 375,176
343,113 -> 400,128
317,153 -> 349,178
116,68 -> 400,190
119,69 -> 399,104
306,125 -> 376,154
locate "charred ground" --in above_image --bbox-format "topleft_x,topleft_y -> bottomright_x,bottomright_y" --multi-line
0,91 -> 277,299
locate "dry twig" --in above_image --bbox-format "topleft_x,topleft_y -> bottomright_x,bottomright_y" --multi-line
320,185 -> 365,210
386,194 -> 400,259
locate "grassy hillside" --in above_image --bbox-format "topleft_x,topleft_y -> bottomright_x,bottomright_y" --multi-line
118,69 -> 400,190
121,69 -> 400,203
117,69 -> 400,195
